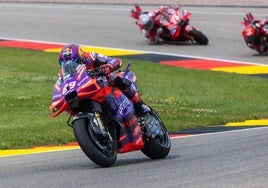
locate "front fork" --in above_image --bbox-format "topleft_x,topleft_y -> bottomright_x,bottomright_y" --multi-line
69,111 -> 110,139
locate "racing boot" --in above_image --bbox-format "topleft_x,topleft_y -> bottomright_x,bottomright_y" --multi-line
130,91 -> 151,116
152,27 -> 163,44
113,76 -> 150,116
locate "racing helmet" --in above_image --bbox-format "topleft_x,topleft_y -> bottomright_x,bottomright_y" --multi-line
246,12 -> 255,23
139,13 -> 154,31
58,44 -> 85,75
59,44 -> 85,65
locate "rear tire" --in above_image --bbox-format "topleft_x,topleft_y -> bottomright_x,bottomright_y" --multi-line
141,110 -> 171,159
72,118 -> 117,167
190,29 -> 209,45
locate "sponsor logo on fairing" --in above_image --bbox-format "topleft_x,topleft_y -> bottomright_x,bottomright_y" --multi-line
118,97 -> 131,115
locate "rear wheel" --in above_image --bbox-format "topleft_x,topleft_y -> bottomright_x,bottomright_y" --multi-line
72,118 -> 117,167
190,29 -> 209,45
141,110 -> 171,159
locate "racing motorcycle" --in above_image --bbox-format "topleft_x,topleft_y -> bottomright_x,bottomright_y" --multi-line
131,5 -> 208,45
49,62 -> 171,167
241,13 -> 268,54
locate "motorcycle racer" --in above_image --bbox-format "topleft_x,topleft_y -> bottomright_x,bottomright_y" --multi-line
243,12 -> 268,53
131,4 -> 181,44
58,44 -> 150,116
50,44 -> 171,165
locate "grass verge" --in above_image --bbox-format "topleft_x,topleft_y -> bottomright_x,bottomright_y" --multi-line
1,47 -> 268,149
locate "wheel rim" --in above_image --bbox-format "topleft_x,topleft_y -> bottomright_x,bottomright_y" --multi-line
86,122 -> 115,158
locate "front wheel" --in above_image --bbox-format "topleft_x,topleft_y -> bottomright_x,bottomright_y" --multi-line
190,29 -> 209,45
141,110 -> 171,159
72,117 -> 117,167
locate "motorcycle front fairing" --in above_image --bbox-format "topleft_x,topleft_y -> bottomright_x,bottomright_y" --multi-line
49,64 -> 102,118
180,9 -> 191,23
242,24 -> 256,48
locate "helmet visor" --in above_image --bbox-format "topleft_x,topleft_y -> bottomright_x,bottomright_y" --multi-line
139,14 -> 153,30
61,59 -> 78,77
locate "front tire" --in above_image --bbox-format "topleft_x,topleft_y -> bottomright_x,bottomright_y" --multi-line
141,110 -> 171,159
72,118 -> 117,167
190,29 -> 209,45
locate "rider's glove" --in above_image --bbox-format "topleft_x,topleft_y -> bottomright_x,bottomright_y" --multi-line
254,22 -> 261,28
99,64 -> 113,75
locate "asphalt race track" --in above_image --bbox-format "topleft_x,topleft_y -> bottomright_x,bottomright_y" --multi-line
0,3 -> 268,64
0,3 -> 268,188
0,128 -> 267,188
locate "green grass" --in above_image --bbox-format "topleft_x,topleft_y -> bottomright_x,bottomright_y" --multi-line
1,47 -> 268,149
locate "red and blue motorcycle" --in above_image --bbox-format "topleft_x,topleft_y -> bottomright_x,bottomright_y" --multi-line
131,5 -> 208,45
241,13 -> 268,54
49,61 -> 171,167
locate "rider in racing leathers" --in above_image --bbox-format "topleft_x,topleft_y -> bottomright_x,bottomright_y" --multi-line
58,44 -> 150,116
131,5 -> 181,44
244,12 -> 268,53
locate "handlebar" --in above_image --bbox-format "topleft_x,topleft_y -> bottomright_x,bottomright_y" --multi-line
87,68 -> 106,78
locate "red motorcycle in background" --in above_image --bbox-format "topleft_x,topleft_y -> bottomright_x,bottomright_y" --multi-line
131,5 -> 208,45
49,62 -> 171,167
242,12 -> 268,54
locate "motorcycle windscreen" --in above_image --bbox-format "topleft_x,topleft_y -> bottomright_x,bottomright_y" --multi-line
61,59 -> 79,80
